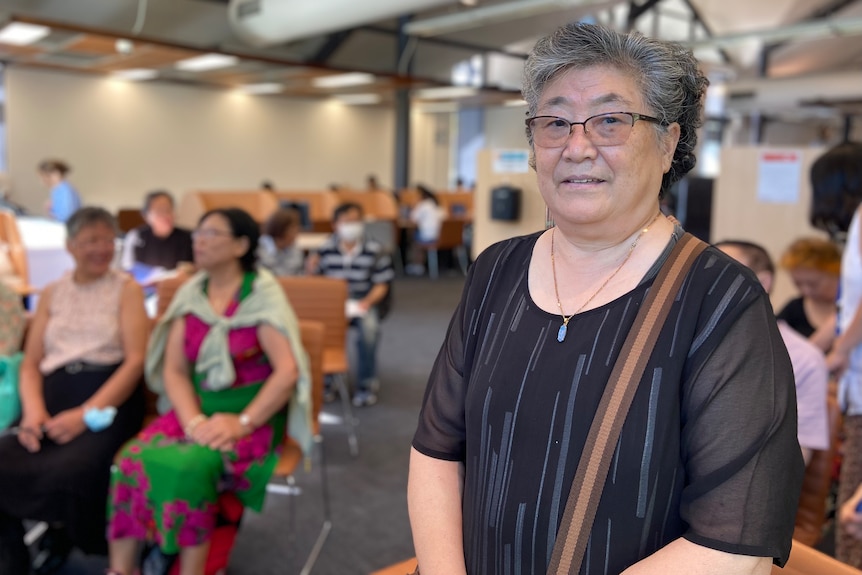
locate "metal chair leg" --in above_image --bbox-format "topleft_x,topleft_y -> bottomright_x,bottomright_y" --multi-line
428,249 -> 439,279
298,434 -> 332,575
334,373 -> 359,457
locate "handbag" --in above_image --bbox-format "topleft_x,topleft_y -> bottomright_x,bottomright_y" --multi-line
546,232 -> 707,574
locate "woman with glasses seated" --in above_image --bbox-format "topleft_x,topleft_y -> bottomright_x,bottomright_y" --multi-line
409,23 -> 802,575
106,208 -> 311,575
0,207 -> 147,575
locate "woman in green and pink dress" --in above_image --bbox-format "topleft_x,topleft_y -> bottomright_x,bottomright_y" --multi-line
106,208 -> 312,575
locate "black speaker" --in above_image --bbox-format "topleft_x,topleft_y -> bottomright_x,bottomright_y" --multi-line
490,185 -> 521,221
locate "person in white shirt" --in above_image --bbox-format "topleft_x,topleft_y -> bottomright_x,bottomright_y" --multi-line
407,185 -> 445,275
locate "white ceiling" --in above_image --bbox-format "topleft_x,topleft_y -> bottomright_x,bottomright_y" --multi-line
1,0 -> 861,112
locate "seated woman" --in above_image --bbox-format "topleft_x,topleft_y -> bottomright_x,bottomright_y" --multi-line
258,207 -> 304,276
107,207 -> 312,575
121,190 -> 194,280
0,207 -> 147,574
0,281 -> 25,357
407,184 -> 445,276
777,237 -> 841,352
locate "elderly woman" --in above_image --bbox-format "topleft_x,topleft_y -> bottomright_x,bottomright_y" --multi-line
106,208 -> 311,575
777,237 -> 841,351
0,207 -> 147,574
408,23 -> 802,575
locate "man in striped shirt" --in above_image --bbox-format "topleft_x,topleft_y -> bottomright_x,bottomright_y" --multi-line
307,203 -> 395,406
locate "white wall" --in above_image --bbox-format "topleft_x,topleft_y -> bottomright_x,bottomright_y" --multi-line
5,66 -> 395,214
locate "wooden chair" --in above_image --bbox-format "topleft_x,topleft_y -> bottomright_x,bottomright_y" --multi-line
278,276 -> 359,456
116,208 -> 145,234
771,540 -> 862,575
268,320 -> 331,575
275,190 -> 339,233
419,219 -> 469,280
153,274 -> 191,319
794,393 -> 843,546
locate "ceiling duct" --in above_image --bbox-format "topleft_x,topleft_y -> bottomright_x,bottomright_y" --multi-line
723,71 -> 862,115
228,0 -> 457,47
404,0 -> 615,37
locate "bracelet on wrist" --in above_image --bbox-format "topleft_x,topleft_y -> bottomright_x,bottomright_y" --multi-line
238,412 -> 254,434
184,414 -> 207,437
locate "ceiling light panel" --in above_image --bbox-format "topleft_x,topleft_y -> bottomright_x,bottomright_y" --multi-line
111,68 -> 159,81
334,93 -> 382,105
0,22 -> 51,45
175,53 -> 239,72
415,86 -> 478,100
240,82 -> 283,94
312,72 -> 376,89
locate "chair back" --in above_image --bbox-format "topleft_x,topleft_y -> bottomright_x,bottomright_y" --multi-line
278,276 -> 348,352
793,393 -> 842,546
154,274 -> 191,319
117,208 -> 145,234
297,320 -> 325,435
434,219 -> 465,251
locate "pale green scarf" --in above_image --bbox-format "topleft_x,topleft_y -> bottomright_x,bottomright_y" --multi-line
146,268 -> 312,456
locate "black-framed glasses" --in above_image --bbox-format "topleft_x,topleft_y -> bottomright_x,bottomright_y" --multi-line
525,112 -> 665,148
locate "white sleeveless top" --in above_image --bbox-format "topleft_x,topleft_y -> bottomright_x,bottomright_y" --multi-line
40,269 -> 127,374
839,208 -> 862,415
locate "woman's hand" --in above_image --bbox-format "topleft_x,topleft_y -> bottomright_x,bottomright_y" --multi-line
826,345 -> 850,378
17,409 -> 51,453
43,407 -> 87,445
840,484 -> 862,541
193,413 -> 246,452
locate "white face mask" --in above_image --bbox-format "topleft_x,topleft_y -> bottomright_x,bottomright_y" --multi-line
337,222 -> 364,243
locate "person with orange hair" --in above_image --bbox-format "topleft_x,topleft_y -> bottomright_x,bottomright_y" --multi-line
777,237 -> 841,352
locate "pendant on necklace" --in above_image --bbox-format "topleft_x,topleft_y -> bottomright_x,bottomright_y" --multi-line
557,322 -> 568,343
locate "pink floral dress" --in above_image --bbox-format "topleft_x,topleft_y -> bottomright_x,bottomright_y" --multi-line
107,273 -> 285,553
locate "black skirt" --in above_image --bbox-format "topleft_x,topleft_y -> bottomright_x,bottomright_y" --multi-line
0,364 -> 144,554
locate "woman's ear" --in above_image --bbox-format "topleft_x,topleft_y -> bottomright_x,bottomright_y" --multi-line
661,123 -> 681,174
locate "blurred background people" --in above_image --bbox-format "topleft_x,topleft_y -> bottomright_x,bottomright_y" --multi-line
107,207 -> 309,575
812,142 -> 862,568
259,207 -> 304,276
37,159 -> 81,223
406,184 -> 445,276
777,237 -> 841,352
716,239 -> 830,466
120,190 -> 194,277
307,202 -> 394,407
0,207 -> 146,574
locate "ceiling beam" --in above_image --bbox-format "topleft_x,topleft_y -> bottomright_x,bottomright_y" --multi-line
680,0 -> 731,64
362,24 -> 529,61
626,0 -> 664,30
306,29 -> 354,65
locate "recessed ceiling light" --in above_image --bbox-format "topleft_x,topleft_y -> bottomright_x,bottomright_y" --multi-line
504,99 -> 527,107
111,68 -> 158,81
239,82 -> 283,95
415,86 -> 478,100
334,93 -> 381,105
0,22 -> 51,46
175,53 -> 239,72
312,72 -> 375,89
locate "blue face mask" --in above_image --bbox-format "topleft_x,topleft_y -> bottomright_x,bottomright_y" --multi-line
83,406 -> 117,432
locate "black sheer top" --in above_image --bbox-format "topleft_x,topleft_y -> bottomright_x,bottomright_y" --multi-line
413,231 -> 803,575
776,297 -> 815,338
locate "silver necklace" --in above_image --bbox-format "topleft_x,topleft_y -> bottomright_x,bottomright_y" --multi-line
550,212 -> 662,343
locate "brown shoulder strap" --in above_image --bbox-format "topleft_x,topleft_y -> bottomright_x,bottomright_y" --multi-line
547,232 -> 708,575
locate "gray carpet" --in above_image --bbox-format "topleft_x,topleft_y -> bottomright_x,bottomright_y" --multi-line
58,274 -> 466,575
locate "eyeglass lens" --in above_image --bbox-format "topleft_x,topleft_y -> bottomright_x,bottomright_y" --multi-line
529,113 -> 637,147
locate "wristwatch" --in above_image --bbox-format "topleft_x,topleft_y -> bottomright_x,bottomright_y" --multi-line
238,412 -> 254,432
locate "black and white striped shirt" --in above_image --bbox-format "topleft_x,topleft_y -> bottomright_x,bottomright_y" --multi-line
316,236 -> 394,300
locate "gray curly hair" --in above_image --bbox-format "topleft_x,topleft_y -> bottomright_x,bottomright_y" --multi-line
522,22 -> 708,196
